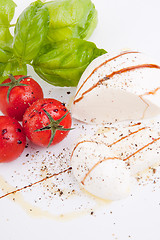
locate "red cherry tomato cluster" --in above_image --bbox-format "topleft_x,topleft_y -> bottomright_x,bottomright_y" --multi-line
0,75 -> 72,163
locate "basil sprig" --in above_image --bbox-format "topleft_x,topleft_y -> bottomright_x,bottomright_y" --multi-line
33,39 -> 106,87
0,0 -> 106,86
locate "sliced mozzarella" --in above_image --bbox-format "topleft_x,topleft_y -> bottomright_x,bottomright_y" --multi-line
71,122 -> 160,200
72,51 -> 160,124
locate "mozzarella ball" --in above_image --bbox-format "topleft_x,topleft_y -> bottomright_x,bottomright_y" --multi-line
71,139 -> 131,200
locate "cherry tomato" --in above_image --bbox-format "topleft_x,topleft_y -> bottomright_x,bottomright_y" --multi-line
23,98 -> 72,147
0,74 -> 44,121
0,116 -> 26,162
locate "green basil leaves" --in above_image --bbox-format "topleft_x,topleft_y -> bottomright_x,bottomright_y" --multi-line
0,0 -> 16,46
0,46 -> 27,82
45,0 -> 97,43
33,39 -> 106,87
0,0 -> 26,82
13,1 -> 49,63
0,0 -> 106,86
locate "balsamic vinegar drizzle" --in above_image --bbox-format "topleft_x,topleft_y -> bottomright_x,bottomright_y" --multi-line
1,52 -> 160,210
81,137 -> 160,185
139,87 -> 160,115
123,137 -> 160,161
70,127 -> 146,161
107,127 -> 147,147
81,157 -> 121,185
139,87 -> 160,108
74,64 -> 160,104
74,51 -> 139,100
141,87 -> 160,97
0,167 -> 72,200
71,126 -> 160,185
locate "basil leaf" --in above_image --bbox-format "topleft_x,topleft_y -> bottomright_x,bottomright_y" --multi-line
0,46 -> 13,82
0,58 -> 27,83
0,46 -> 27,83
13,0 -> 49,63
33,39 -> 106,87
0,46 -> 12,63
0,0 -> 16,26
0,63 -> 7,79
0,0 -> 16,46
0,28 -> 13,47
45,0 -> 97,43
78,3 -> 97,40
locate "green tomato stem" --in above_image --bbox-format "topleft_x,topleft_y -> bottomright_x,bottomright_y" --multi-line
0,74 -> 29,103
34,108 -> 74,148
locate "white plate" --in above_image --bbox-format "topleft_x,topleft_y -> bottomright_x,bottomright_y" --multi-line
1,1 -> 160,240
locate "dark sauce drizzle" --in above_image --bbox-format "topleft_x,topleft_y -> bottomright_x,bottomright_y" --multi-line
0,167 -> 72,200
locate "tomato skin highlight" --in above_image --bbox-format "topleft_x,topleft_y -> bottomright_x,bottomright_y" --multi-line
0,75 -> 44,121
23,98 -> 72,147
0,116 -> 26,162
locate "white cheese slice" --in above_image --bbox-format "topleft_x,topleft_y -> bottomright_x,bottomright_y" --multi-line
71,122 -> 160,200
71,51 -> 160,124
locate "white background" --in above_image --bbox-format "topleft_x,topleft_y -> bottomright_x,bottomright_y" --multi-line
1,0 -> 160,240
